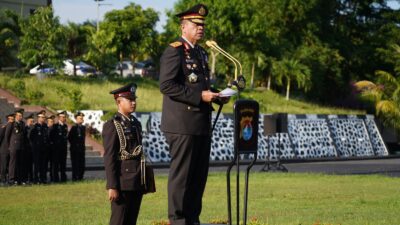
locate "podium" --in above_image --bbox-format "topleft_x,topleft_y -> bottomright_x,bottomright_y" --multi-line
226,99 -> 259,225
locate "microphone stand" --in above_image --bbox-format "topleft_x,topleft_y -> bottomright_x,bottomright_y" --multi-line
206,40 -> 252,225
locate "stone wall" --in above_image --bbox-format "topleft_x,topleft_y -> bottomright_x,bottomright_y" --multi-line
65,110 -> 389,162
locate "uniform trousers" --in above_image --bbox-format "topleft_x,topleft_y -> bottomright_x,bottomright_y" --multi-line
110,191 -> 143,225
0,152 -> 9,182
48,144 -> 55,182
52,144 -> 67,182
8,148 -> 24,183
71,147 -> 85,180
165,133 -> 211,225
24,148 -> 33,182
33,147 -> 48,183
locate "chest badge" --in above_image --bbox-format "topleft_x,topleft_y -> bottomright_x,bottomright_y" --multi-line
188,73 -> 198,83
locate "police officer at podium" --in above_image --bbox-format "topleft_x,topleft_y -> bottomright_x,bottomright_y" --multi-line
68,112 -> 86,181
159,4 -> 228,225
102,83 -> 144,225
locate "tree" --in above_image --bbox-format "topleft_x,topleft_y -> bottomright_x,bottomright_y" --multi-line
272,58 -> 311,100
101,3 -> 159,76
0,9 -> 21,70
85,29 -> 118,74
355,44 -> 400,130
18,7 -> 66,69
65,22 -> 92,76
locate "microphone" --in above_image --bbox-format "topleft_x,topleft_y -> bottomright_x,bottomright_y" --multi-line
206,40 -> 246,90
209,41 -> 243,77
206,41 -> 239,81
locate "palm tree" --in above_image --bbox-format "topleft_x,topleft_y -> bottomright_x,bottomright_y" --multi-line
355,60 -> 400,130
272,57 -> 311,100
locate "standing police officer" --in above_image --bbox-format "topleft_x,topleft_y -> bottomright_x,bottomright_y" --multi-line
159,4 -> 227,225
0,113 -> 14,185
0,117 -> 3,182
102,83 -> 144,225
47,115 -> 56,182
5,109 -> 26,185
29,110 -> 49,184
68,112 -> 86,181
24,113 -> 35,184
51,111 -> 68,182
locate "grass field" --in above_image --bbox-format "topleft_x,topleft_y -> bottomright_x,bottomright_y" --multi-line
0,172 -> 399,225
0,73 -> 363,115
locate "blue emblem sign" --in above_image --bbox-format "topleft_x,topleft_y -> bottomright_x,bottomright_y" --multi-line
242,124 -> 252,141
234,99 -> 259,154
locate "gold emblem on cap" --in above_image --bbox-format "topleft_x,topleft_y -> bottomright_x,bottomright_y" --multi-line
199,6 -> 206,16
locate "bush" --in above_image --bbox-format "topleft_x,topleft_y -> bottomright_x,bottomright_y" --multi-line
26,90 -> 44,104
56,86 -> 85,111
12,80 -> 26,98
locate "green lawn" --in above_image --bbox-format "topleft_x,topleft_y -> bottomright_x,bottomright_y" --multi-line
0,172 -> 399,225
0,73 -> 363,115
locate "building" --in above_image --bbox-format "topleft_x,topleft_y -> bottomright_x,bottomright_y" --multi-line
0,0 -> 52,17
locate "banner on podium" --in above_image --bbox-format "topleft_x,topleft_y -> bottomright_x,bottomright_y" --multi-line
234,99 -> 259,154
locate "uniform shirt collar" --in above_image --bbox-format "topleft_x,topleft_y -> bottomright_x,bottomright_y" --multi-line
117,111 -> 132,122
181,36 -> 195,48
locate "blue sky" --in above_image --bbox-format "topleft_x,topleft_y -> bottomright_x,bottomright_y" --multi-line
52,0 -> 177,32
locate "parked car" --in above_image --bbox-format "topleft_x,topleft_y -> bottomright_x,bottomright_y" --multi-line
30,60 -> 97,77
29,64 -> 56,75
63,59 -> 97,77
134,61 -> 158,79
114,61 -> 134,78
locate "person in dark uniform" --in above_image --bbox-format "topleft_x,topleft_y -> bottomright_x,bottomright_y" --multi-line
68,112 -> 86,181
102,83 -> 144,225
50,111 -> 68,182
159,4 -> 228,225
0,117 -> 2,179
5,109 -> 26,185
0,117 -> 5,185
0,113 -> 14,185
24,113 -> 35,184
47,115 -> 55,182
29,110 -> 49,184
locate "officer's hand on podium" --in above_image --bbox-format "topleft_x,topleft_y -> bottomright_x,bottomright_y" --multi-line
108,189 -> 119,201
201,90 -> 219,103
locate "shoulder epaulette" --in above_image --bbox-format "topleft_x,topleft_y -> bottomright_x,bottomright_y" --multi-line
170,41 -> 182,48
